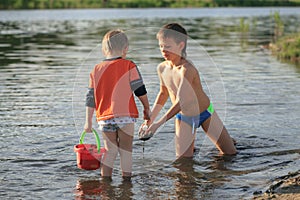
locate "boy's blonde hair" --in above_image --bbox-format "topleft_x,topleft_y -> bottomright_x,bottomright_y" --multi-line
102,29 -> 128,56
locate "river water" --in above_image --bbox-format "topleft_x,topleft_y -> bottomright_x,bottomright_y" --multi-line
0,8 -> 299,200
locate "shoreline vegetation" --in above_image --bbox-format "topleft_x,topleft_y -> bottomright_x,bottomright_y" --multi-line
269,33 -> 300,64
267,11 -> 300,65
1,0 -> 300,9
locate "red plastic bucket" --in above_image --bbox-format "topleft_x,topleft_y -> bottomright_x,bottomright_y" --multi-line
74,129 -> 106,170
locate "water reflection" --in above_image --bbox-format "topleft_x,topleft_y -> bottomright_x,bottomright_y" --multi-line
172,158 -> 203,199
75,178 -> 133,199
156,155 -> 238,199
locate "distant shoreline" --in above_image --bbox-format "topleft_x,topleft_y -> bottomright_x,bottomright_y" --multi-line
1,0 -> 300,10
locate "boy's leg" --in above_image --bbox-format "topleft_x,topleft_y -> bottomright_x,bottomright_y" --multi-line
175,119 -> 196,158
117,123 -> 134,177
101,131 -> 118,177
201,111 -> 237,155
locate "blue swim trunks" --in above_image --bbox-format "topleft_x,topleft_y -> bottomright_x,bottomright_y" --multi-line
176,103 -> 214,130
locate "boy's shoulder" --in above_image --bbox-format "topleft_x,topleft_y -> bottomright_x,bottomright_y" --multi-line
181,60 -> 199,77
113,58 -> 135,64
182,59 -> 197,70
157,61 -> 170,72
122,58 -> 137,67
157,60 -> 196,70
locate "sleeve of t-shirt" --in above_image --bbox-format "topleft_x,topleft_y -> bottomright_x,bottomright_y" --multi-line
86,71 -> 96,108
129,62 -> 144,91
85,88 -> 95,108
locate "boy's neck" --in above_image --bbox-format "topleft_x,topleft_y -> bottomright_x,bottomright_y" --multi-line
170,57 -> 185,67
106,55 -> 123,59
104,56 -> 122,61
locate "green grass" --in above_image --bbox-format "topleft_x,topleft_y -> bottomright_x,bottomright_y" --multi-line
271,33 -> 300,63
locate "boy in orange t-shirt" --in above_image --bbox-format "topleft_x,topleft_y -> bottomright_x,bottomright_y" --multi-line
84,29 -> 150,180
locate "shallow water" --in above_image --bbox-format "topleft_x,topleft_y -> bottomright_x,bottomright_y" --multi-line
0,8 -> 300,200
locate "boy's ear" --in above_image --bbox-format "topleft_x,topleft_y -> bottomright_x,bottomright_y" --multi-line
179,41 -> 185,51
123,45 -> 129,54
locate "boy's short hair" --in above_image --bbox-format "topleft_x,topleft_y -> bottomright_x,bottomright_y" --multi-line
156,23 -> 188,58
102,29 -> 128,55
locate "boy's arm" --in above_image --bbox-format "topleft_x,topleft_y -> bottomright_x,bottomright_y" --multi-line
84,107 -> 94,132
84,87 -> 95,132
149,65 -> 169,123
146,66 -> 191,134
153,66 -> 189,124
145,99 -> 180,137
137,94 -> 150,120
150,84 -> 169,123
154,99 -> 180,127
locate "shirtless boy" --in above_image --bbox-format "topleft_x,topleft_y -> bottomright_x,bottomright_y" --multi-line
140,23 -> 236,158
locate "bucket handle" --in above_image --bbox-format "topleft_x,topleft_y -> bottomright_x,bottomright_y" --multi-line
79,129 -> 101,153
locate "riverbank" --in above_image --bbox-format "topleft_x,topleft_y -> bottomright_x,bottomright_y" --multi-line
252,171 -> 300,200
1,0 -> 300,9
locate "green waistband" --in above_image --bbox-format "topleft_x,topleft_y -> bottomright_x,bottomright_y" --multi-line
207,103 -> 214,114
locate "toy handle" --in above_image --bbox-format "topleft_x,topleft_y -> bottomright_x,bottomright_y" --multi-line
79,129 -> 101,153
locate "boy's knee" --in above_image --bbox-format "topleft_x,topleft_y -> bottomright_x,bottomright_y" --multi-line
102,149 -> 118,166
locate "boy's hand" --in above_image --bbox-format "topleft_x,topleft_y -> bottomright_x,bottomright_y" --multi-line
139,121 -> 161,141
138,120 -> 152,141
84,123 -> 92,133
139,129 -> 153,141
146,122 -> 160,137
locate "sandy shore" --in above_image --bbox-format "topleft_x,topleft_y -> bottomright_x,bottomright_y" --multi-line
252,171 -> 300,200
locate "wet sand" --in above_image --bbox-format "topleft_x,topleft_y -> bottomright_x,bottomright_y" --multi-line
253,171 -> 300,200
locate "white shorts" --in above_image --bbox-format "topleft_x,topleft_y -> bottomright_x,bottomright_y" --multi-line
98,117 -> 136,132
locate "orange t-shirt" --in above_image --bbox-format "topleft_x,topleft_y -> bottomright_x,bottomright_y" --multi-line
89,58 -> 142,121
